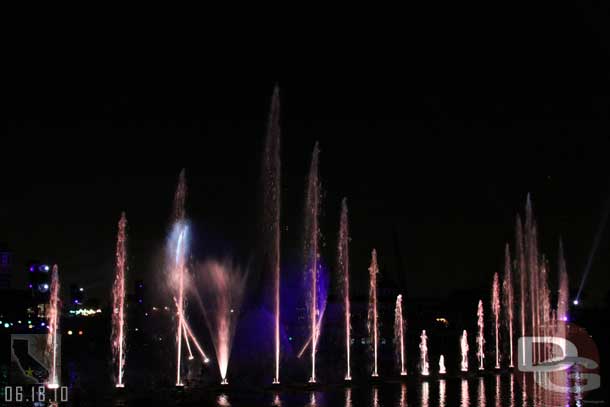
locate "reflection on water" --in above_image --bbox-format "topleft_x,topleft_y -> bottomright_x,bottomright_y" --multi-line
461,379 -> 470,407
421,381 -> 429,407
495,375 -> 501,407
397,383 -> 407,407
217,394 -> 231,407
307,392 -> 318,407
372,386 -> 381,407
439,379 -> 446,407
478,377 -> 486,407
344,388 -> 352,407
106,373 -> 604,407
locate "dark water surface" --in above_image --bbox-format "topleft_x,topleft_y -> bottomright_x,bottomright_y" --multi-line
98,374 -> 606,407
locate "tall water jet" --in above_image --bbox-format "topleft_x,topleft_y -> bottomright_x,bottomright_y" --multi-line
492,272 -> 501,369
557,239 -> 569,322
394,294 -> 407,376
476,300 -> 485,370
515,216 -> 527,366
112,212 -> 127,388
263,85 -> 282,384
539,258 -> 552,364
304,142 -> 321,383
438,355 -> 446,375
168,170 -> 208,385
502,243 -> 515,368
172,170 -> 188,386
419,330 -> 429,376
439,379 -> 446,407
367,249 -> 380,377
338,198 -> 351,380
460,330 -> 469,372
198,260 -> 247,385
46,265 -> 60,389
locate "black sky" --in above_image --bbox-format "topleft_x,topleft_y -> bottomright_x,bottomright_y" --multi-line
2,3 -> 610,305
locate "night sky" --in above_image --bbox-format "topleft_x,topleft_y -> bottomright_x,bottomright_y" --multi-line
2,4 -> 610,307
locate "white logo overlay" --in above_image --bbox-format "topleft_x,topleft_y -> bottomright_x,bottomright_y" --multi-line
518,335 -> 601,394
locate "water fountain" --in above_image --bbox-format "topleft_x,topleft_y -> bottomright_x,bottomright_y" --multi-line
263,85 -> 282,384
394,294 -> 407,376
492,272 -> 501,369
460,330 -> 469,372
439,379 -> 446,407
338,198 -> 351,381
438,355 -> 446,375
198,260 -> 247,385
111,212 -> 127,388
476,300 -> 485,370
46,264 -> 60,389
557,239 -> 569,322
367,249 -> 379,377
168,170 -> 209,386
304,142 -> 321,383
419,330 -> 429,376
502,243 -> 514,368
515,216 -> 527,367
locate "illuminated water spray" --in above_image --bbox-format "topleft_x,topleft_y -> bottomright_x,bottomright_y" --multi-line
557,239 -> 569,322
112,213 -> 127,388
476,300 -> 485,370
304,142 -> 321,383
492,272 -> 501,369
515,216 -> 527,366
199,261 -> 247,385
46,265 -> 60,389
439,355 -> 446,375
394,294 -> 407,376
419,330 -> 429,376
338,199 -> 351,381
367,249 -> 380,377
169,170 -> 208,387
263,85 -> 282,384
460,330 -> 469,372
502,244 -> 515,368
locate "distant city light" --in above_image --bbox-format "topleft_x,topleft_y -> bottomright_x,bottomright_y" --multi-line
69,308 -> 102,317
44,265 -> 50,271
78,330 -> 83,336
3,323 -> 9,328
28,325 -> 33,329
573,299 -> 579,306
41,322 -> 45,327
79,288 -> 84,292
68,330 -> 73,335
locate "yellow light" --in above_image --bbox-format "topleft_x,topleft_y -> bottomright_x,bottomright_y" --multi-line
68,330 -> 73,335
